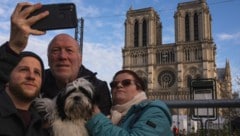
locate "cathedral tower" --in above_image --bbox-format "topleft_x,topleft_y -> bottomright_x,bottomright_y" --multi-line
122,0 -> 231,101
174,0 -> 217,93
123,7 -> 162,90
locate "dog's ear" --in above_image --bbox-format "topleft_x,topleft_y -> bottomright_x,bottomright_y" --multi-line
92,90 -> 97,105
90,85 -> 97,105
77,86 -> 96,104
75,77 -> 96,103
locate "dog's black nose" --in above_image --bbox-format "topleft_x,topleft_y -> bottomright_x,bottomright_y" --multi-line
73,96 -> 81,101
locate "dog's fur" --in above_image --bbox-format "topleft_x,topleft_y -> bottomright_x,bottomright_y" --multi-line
34,78 -> 95,136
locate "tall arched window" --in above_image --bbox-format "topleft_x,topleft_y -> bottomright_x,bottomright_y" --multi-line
134,20 -> 139,47
185,14 -> 190,41
142,19 -> 147,47
194,13 -> 199,41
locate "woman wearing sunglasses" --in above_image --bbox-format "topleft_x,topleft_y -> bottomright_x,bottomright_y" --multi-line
86,69 -> 173,136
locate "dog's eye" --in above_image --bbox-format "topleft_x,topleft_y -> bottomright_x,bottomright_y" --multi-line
78,87 -> 92,100
65,88 -> 77,98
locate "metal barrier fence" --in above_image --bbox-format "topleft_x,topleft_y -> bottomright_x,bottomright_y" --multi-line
162,99 -> 240,136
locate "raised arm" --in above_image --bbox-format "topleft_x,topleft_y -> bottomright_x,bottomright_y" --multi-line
9,2 -> 49,54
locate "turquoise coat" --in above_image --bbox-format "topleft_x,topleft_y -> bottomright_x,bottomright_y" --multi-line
86,100 -> 173,136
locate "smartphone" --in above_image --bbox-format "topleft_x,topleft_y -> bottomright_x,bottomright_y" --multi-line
29,3 -> 78,31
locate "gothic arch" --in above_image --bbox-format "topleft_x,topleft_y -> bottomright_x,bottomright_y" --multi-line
142,19 -> 147,47
134,19 -> 139,47
185,13 -> 190,41
130,49 -> 148,65
184,66 -> 201,80
194,12 -> 199,41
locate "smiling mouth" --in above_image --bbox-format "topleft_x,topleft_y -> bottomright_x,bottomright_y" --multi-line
115,91 -> 125,94
24,83 -> 37,88
57,64 -> 69,67
55,64 -> 70,69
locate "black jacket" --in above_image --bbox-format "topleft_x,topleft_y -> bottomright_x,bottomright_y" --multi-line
0,42 -> 20,91
42,66 -> 112,115
0,91 -> 44,136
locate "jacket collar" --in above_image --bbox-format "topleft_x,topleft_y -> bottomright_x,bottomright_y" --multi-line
0,91 -> 42,122
0,91 -> 17,117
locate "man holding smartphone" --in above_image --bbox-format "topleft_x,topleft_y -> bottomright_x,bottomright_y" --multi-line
0,2 -> 48,90
1,2 -> 111,118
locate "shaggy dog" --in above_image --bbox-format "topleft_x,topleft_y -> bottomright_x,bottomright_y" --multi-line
34,78 -> 95,136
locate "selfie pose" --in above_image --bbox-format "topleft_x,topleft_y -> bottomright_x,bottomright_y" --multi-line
0,2 -> 112,116
0,3 -> 112,136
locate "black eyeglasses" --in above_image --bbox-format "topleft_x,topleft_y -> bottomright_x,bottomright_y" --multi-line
110,79 -> 135,88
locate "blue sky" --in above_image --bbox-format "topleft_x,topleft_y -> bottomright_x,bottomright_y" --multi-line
0,0 -> 239,92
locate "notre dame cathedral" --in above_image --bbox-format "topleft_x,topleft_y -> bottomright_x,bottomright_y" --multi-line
122,0 -> 232,101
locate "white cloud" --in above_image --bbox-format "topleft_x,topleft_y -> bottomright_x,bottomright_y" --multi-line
216,32 -> 240,41
0,21 -> 10,31
0,32 -> 8,41
0,7 -> 4,16
94,20 -> 104,28
163,35 -> 174,44
82,42 -> 122,83
78,5 -> 101,18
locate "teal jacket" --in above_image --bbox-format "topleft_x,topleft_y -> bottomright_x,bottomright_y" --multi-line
86,100 -> 173,136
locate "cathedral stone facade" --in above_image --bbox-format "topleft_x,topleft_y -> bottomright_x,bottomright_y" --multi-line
122,0 -> 232,101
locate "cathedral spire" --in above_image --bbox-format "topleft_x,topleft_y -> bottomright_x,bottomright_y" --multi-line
225,59 -> 231,81
129,5 -> 133,10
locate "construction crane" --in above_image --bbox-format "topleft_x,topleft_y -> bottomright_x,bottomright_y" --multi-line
75,17 -> 84,54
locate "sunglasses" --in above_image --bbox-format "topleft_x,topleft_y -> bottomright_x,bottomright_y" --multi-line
110,79 -> 135,88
